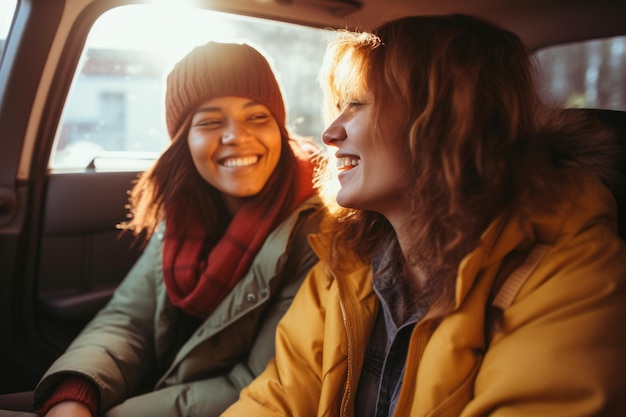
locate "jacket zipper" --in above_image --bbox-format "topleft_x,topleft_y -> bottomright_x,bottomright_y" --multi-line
339,297 -> 352,417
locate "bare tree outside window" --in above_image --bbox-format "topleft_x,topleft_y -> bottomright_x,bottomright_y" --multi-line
537,36 -> 626,111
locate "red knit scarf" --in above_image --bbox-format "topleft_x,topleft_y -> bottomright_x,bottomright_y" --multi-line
162,156 -> 316,318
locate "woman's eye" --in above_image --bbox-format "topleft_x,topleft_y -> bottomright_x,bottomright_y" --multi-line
248,113 -> 271,122
337,100 -> 364,112
195,118 -> 223,128
339,101 -> 363,112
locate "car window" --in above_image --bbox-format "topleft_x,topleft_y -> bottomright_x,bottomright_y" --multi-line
537,35 -> 626,111
0,0 -> 17,59
49,4 -> 330,172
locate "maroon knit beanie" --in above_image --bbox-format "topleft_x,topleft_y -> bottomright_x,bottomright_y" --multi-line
165,41 -> 287,140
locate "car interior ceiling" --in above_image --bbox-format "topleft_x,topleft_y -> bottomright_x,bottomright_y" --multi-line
206,0 -> 626,50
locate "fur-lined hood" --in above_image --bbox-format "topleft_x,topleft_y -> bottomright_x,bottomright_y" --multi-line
539,108 -> 623,197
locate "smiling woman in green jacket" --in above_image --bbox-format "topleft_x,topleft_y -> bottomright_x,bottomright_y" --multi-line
31,41 -> 325,417
223,14 -> 626,417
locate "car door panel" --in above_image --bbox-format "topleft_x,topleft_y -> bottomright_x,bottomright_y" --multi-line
36,171 -> 143,350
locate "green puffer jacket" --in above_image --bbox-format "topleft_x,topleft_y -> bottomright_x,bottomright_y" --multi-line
34,196 -> 323,417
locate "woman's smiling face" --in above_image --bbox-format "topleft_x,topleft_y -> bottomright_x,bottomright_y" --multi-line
322,88 -> 409,222
187,96 -> 282,213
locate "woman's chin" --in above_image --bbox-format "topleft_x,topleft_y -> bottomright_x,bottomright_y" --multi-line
335,192 -> 360,209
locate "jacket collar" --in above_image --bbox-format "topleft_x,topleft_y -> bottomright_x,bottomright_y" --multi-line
456,173 -> 618,307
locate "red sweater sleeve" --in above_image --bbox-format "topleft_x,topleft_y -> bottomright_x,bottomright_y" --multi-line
37,375 -> 99,417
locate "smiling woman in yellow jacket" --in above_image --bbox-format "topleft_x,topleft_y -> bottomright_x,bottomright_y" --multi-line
222,14 -> 626,417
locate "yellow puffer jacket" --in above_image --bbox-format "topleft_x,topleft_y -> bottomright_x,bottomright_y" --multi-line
223,174 -> 626,417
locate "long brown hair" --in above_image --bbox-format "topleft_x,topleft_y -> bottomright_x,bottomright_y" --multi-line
318,14 -> 619,317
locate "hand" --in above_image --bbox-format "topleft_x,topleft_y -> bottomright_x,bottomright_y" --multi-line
45,400 -> 94,417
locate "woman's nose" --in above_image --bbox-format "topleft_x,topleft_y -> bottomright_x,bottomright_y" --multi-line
221,121 -> 249,144
322,119 -> 346,146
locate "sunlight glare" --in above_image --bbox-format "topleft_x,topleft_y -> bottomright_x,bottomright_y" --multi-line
86,4 -> 243,65
0,0 -> 17,39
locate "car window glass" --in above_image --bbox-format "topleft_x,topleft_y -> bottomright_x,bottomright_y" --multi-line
537,35 -> 626,111
0,0 -> 18,59
49,4 -> 330,172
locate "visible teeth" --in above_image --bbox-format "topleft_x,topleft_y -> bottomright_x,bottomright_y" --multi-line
223,156 -> 259,167
336,157 -> 360,168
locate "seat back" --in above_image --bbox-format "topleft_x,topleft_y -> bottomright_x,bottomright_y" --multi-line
579,108 -> 626,241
